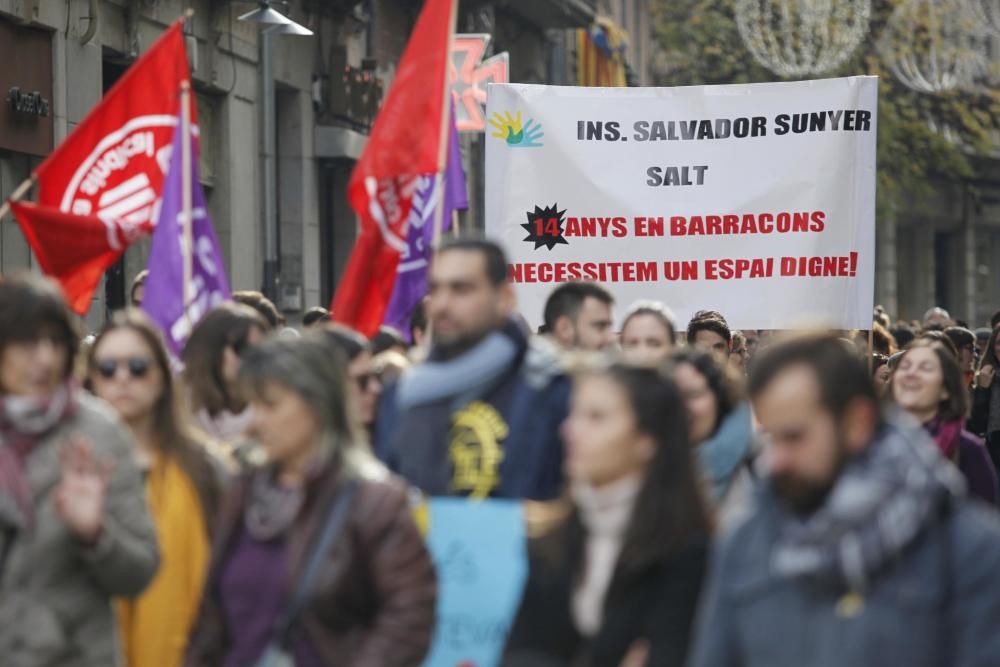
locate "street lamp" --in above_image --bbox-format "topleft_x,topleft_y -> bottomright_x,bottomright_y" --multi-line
237,1 -> 312,303
268,21 -> 314,36
238,2 -> 292,24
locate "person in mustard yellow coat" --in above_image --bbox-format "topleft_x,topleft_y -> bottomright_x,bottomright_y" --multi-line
88,310 -> 225,667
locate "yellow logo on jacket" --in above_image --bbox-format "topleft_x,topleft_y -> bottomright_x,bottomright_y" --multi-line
449,401 -> 509,498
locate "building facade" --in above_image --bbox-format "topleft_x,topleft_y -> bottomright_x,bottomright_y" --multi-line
0,0 -> 375,331
876,168 -> 1000,327
0,0 -> 627,330
33,4 -> 992,336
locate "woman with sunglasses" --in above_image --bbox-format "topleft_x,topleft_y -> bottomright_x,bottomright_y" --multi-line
184,336 -> 436,667
0,275 -> 157,667
88,310 -> 224,667
323,325 -> 383,432
182,304 -> 267,459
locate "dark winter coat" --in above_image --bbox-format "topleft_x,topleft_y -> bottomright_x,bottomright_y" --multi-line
689,489 -> 1000,667
183,459 -> 437,667
503,514 -> 708,667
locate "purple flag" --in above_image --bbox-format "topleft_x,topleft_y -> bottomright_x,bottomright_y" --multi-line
142,113 -> 230,357
383,104 -> 468,340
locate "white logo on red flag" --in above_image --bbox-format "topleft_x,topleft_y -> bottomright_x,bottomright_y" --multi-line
61,115 -> 180,228
33,20 -> 195,232
364,175 -> 419,253
12,19 -> 195,316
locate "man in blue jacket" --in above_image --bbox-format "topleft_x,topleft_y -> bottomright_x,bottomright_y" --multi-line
377,238 -> 569,500
690,334 -> 1000,667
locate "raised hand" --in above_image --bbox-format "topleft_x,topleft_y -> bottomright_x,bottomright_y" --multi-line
620,639 -> 649,667
54,436 -> 115,545
979,365 -> 995,389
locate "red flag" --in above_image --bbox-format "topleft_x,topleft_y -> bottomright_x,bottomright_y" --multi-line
331,0 -> 456,337
35,19 -> 194,215
12,18 -> 193,313
9,201 -> 143,314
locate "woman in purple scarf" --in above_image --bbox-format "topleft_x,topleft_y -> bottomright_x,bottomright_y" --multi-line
892,340 -> 998,506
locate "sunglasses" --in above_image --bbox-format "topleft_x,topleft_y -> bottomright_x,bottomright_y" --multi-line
354,372 -> 379,392
96,357 -> 152,380
230,336 -> 251,357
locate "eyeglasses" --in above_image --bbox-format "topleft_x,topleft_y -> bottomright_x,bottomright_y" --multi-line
95,357 -> 152,380
230,336 -> 251,357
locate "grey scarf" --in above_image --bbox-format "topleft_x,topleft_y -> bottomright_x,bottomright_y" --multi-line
245,447 -> 335,540
396,326 -> 521,410
245,471 -> 305,540
771,410 -> 965,592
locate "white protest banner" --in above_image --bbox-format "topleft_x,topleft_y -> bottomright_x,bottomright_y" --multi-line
485,77 -> 877,330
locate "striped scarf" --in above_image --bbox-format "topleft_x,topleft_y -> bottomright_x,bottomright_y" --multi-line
771,410 -> 965,593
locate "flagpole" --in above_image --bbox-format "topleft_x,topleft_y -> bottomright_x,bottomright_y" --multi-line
0,176 -> 37,223
181,9 -> 195,323
868,326 -> 874,373
431,0 -> 458,250
180,80 -> 193,324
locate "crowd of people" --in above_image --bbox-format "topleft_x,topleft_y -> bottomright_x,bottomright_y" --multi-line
2,237 -> 1000,667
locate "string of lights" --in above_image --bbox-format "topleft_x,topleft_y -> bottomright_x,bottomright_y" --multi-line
877,0 -> 989,93
735,0 -> 872,77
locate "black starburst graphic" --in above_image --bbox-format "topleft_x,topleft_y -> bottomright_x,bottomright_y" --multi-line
521,204 -> 568,251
